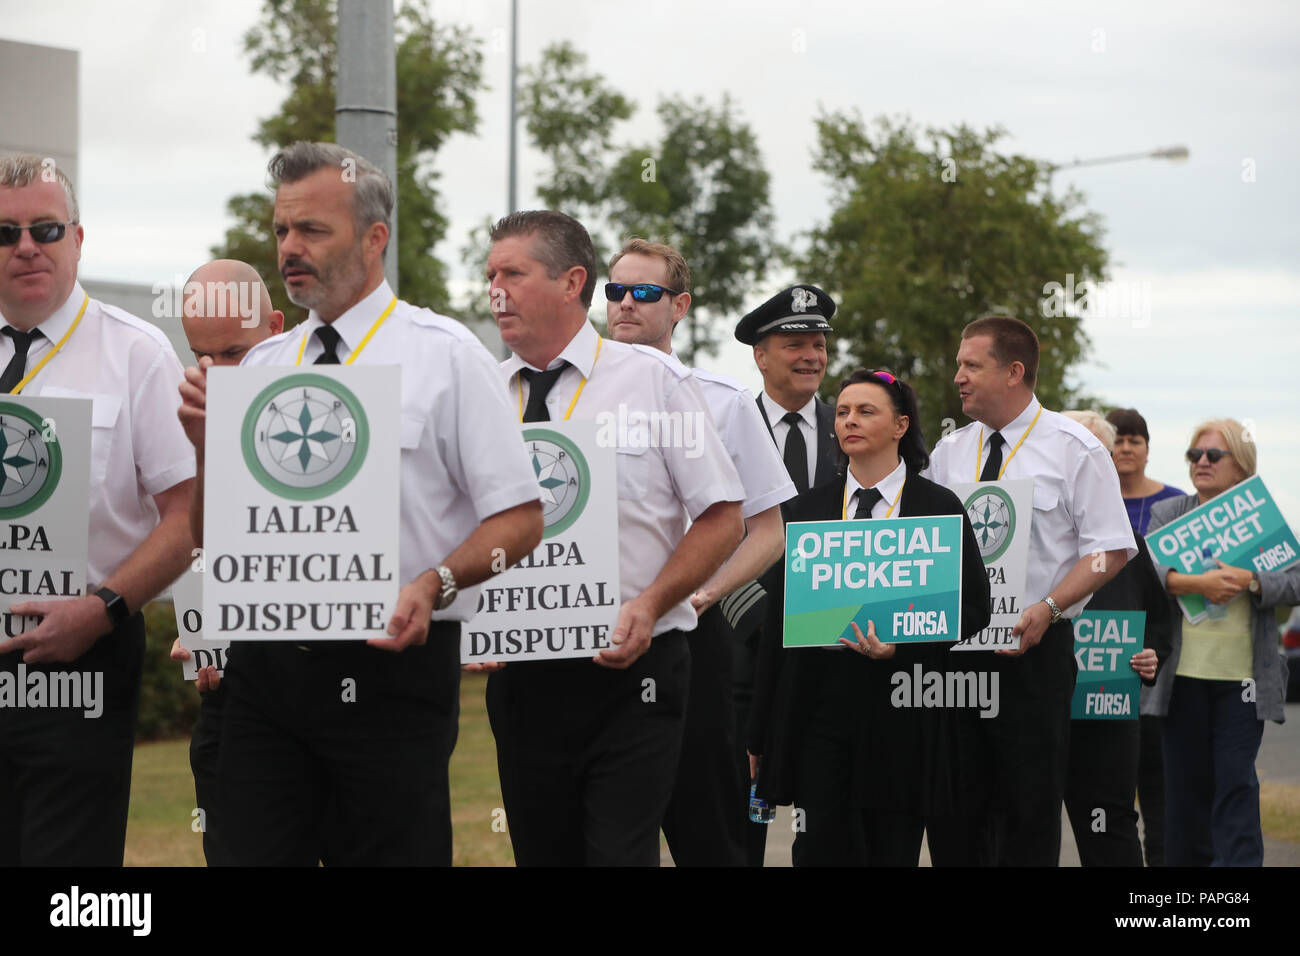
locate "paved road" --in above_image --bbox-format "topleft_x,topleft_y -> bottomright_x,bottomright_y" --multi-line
664,702 -> 1300,866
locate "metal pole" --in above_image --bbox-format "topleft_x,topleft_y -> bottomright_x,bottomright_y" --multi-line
336,0 -> 398,293
508,0 -> 518,215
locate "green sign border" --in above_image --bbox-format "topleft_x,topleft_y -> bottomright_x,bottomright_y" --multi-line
0,401 -> 62,520
964,483 -> 1017,564
241,373 -> 370,502
523,426 -> 590,539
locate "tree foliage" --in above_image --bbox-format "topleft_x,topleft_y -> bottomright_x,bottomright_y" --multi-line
519,43 -> 776,361
800,113 -> 1109,446
212,0 -> 484,326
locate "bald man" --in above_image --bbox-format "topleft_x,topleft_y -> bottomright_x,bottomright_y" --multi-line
168,260 -> 282,865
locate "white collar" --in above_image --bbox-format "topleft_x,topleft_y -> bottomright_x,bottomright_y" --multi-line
845,457 -> 906,516
502,319 -> 601,377
301,279 -> 395,354
762,390 -> 816,430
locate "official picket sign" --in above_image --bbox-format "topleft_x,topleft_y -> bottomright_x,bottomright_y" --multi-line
0,396 -> 90,641
203,366 -> 401,640
461,420 -> 620,663
949,479 -> 1033,652
171,566 -> 228,678
783,515 -> 964,646
1145,475 -> 1299,624
1070,610 -> 1144,720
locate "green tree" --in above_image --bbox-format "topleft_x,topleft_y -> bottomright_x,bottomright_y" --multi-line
518,43 -> 776,361
800,113 -> 1108,446
212,0 -> 484,326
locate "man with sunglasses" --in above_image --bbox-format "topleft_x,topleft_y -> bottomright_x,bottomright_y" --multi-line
606,239 -> 795,866
0,154 -> 196,865
924,315 -> 1136,866
485,212 -> 745,865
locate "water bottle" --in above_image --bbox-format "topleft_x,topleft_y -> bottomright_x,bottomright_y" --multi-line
1201,546 -> 1228,620
748,773 -> 776,825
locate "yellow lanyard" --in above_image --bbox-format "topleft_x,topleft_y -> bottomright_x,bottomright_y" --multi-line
516,336 -> 602,423
6,293 -> 89,394
842,477 -> 904,520
975,405 -> 1042,481
294,296 -> 397,366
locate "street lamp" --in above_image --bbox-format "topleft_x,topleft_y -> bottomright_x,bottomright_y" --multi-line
1049,144 -> 1190,173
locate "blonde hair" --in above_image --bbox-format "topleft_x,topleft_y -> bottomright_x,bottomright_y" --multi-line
1188,418 -> 1256,478
1063,409 -> 1116,452
608,238 -> 691,295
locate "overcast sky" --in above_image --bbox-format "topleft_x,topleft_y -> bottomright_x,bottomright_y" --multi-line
6,0 -> 1299,524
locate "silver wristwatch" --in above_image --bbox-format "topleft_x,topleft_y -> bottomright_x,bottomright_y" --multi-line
434,565 -> 458,610
1043,595 -> 1063,624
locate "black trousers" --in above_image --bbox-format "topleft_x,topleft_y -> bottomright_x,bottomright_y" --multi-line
487,630 -> 689,866
1137,714 -> 1165,866
731,605 -> 769,867
662,607 -> 745,866
189,687 -> 228,866
930,620 -> 1077,866
0,613 -> 145,866
1064,718 -> 1144,866
217,622 -> 461,866
789,652 -> 925,867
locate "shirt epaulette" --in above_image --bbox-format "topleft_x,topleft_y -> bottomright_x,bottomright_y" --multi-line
626,341 -> 694,379
690,366 -> 749,393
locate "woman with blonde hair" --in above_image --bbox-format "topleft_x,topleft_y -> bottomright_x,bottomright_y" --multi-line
1146,417 -> 1299,865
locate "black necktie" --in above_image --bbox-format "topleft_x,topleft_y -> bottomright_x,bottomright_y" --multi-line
0,327 -> 43,393
314,325 -> 343,364
853,486 -> 883,519
782,412 -> 809,494
980,431 -> 1005,482
520,364 -> 569,422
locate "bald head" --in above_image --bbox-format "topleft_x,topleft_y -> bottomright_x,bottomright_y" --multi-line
181,259 -> 283,365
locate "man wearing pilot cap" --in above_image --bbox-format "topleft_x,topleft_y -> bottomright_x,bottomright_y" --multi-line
730,283 -> 837,864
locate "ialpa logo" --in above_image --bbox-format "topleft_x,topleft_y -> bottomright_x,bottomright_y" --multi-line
49,886 -> 151,936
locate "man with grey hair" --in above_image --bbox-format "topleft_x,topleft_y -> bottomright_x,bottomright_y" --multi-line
484,210 -> 746,865
179,142 -> 543,865
0,154 -> 196,865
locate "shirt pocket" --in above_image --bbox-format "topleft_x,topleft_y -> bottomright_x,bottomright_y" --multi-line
399,414 -> 425,451
1032,481 -> 1062,516
39,386 -> 121,487
615,444 -> 651,501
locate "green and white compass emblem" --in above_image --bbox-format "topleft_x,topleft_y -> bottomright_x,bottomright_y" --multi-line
0,402 -> 60,519
241,373 -> 369,501
522,427 -> 589,539
964,484 -> 1016,563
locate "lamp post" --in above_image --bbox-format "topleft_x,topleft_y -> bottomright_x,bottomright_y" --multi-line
1049,145 -> 1189,173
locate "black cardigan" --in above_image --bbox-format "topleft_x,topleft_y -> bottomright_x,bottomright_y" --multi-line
747,468 -> 991,811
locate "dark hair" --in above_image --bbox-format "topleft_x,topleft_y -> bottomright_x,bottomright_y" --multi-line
835,369 -> 930,473
490,210 -> 598,307
1105,407 -> 1150,443
962,315 -> 1040,388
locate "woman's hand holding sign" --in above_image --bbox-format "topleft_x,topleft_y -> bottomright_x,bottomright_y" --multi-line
839,619 -> 895,659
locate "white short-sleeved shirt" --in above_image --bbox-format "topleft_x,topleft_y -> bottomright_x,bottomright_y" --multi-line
502,320 -> 745,635
661,355 -> 795,519
760,390 -> 817,491
241,280 -> 540,621
0,282 -> 196,585
924,395 -> 1136,618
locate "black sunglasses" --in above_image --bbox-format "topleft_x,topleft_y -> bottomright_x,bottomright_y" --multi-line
604,282 -> 680,303
1186,447 -> 1232,464
0,221 -> 76,246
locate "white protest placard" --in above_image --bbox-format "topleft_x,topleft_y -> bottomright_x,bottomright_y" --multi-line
461,420 -> 620,663
203,366 -> 401,641
0,396 -> 91,641
948,479 -> 1034,652
171,566 -> 228,679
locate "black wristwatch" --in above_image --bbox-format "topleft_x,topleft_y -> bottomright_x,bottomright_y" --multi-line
95,587 -> 131,628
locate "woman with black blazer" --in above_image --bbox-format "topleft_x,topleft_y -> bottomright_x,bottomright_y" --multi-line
748,369 -> 990,866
